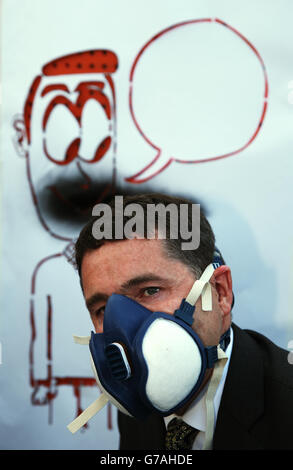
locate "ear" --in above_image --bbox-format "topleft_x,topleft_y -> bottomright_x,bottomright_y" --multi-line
12,114 -> 29,157
213,265 -> 233,315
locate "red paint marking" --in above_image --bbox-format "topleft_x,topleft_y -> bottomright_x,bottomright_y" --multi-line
31,253 -> 63,295
125,151 -> 173,183
24,75 -> 42,145
41,80 -> 113,166
43,136 -> 80,166
129,18 -> 212,82
42,82 -> 111,130
30,253 -> 113,430
47,295 -> 52,361
127,17 -> 269,183
42,50 -> 118,76
29,299 -> 36,376
22,50 -> 119,180
107,402 -> 112,430
41,84 -> 70,97
92,135 -> 112,162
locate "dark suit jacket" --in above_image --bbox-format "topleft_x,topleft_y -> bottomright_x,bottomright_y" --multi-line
117,323 -> 293,450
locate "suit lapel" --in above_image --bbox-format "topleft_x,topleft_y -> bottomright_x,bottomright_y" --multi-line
213,323 -> 265,449
118,411 -> 166,450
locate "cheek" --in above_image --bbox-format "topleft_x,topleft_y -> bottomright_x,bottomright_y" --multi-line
158,292 -> 185,316
92,316 -> 104,334
154,280 -> 196,316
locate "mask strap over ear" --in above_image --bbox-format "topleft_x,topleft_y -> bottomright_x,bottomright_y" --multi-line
185,263 -> 214,310
174,263 -> 214,326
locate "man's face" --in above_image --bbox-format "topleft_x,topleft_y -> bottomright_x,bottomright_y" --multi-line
25,73 -> 116,239
81,238 -> 229,347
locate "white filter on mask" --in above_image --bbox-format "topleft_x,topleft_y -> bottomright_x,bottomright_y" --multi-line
142,318 -> 202,412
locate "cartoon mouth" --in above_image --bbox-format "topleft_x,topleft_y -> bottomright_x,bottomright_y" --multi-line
47,181 -> 114,214
37,173 -> 182,228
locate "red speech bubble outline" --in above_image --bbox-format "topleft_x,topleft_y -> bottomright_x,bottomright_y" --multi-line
126,18 -> 269,184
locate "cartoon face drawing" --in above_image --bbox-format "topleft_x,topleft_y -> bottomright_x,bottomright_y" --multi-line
14,50 -> 119,240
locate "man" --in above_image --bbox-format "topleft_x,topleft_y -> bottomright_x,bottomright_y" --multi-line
74,192 -> 293,450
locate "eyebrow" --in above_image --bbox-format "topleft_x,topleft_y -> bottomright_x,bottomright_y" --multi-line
120,274 -> 166,292
86,292 -> 108,311
85,273 -> 166,310
41,84 -> 70,97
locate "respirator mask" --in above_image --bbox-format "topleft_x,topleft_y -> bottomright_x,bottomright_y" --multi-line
67,248 -> 231,448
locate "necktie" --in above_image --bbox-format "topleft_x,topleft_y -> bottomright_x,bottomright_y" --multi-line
165,418 -> 199,450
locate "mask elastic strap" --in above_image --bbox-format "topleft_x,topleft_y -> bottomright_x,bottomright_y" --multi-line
67,393 -> 109,434
67,335 -> 109,434
175,264 -> 215,325
185,263 -> 215,310
203,346 -> 228,450
184,263 -> 230,446
73,335 -> 91,345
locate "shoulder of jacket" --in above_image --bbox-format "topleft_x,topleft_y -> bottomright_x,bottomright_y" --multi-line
235,324 -> 293,390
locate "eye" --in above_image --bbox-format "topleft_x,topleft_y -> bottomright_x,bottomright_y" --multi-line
143,287 -> 160,297
93,306 -> 105,318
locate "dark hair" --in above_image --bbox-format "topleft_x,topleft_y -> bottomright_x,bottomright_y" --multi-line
75,192 -> 215,283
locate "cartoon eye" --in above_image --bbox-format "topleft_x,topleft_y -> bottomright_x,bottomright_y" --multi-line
78,100 -> 110,162
43,104 -> 80,163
